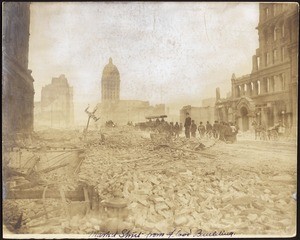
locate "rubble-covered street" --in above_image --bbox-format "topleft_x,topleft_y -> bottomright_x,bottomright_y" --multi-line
3,1 -> 299,239
3,127 -> 297,237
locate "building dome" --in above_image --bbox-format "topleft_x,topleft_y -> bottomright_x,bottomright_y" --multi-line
102,57 -> 120,82
101,57 -> 120,102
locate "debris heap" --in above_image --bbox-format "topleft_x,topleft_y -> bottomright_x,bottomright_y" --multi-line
3,128 -> 297,236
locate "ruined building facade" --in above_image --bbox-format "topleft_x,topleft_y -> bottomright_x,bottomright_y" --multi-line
2,2 -> 35,136
34,75 -> 74,129
180,98 -> 217,125
216,3 -> 298,134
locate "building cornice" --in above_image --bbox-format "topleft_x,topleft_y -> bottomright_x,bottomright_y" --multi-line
2,51 -> 35,90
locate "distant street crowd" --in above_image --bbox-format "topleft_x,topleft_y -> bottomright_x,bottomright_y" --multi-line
183,112 -> 239,142
132,113 -> 239,143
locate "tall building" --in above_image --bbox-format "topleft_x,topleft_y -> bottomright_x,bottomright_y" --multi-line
97,58 -> 166,125
216,3 -> 298,134
34,75 -> 74,128
2,2 -> 35,137
101,57 -> 120,103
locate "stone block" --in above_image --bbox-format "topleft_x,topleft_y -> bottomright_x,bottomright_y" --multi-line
155,202 -> 169,211
137,198 -> 148,206
174,215 -> 188,226
247,213 -> 258,222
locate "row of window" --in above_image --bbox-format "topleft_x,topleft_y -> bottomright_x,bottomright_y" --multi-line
235,73 -> 286,97
103,85 -> 118,89
264,23 -> 285,44
103,92 -> 119,99
264,4 -> 287,19
263,46 -> 286,67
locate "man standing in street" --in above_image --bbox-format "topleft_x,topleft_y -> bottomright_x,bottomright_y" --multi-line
191,120 -> 197,138
198,122 -> 206,138
206,121 -> 213,134
213,120 -> 220,138
184,112 -> 192,138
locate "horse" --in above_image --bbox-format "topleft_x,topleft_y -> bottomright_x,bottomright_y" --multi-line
251,121 -> 266,140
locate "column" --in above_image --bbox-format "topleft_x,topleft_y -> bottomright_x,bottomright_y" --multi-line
253,81 -> 258,95
273,103 -> 279,124
274,75 -> 280,91
247,83 -> 252,96
261,107 -> 268,128
270,77 -> 275,92
252,55 -> 258,72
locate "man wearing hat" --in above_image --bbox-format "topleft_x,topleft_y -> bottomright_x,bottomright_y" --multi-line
184,112 -> 192,138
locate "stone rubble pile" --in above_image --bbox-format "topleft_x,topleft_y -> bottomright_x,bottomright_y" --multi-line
3,128 -> 296,236
77,129 -> 296,235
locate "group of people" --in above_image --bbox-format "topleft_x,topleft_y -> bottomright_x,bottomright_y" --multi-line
152,118 -> 183,138
184,112 -> 239,142
137,114 -> 239,143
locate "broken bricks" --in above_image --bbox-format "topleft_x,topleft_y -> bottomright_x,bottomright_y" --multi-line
3,128 -> 297,235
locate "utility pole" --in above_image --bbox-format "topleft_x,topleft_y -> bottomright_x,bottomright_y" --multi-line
83,105 -> 100,141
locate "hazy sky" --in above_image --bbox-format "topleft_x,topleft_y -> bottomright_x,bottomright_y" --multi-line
28,2 -> 259,123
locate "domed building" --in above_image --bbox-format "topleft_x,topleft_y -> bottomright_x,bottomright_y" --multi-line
97,58 -> 166,126
101,57 -> 120,102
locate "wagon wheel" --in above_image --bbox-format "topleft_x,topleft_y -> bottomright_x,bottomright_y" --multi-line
260,130 -> 268,141
212,131 -> 220,140
205,131 -> 213,140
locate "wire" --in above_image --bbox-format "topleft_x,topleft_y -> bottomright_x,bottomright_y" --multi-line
21,154 -> 36,168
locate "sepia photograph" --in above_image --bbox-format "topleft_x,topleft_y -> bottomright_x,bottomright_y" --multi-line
2,1 -> 298,239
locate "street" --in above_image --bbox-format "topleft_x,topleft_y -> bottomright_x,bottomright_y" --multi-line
3,128 -> 297,236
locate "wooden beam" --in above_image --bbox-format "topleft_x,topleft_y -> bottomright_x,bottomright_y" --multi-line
5,189 -> 85,201
38,162 -> 69,174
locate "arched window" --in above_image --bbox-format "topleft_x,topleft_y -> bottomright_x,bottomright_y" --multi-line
265,7 -> 269,18
270,77 -> 275,92
265,52 -> 270,66
273,49 -> 277,63
273,26 -> 277,41
257,81 -> 261,95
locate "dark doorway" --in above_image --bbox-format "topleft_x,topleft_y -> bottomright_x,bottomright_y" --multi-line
240,107 -> 249,131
